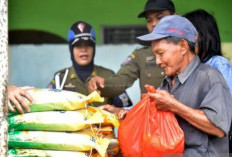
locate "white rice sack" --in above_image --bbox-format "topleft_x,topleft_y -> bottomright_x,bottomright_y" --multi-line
9,89 -> 104,115
8,131 -> 110,157
8,107 -> 104,132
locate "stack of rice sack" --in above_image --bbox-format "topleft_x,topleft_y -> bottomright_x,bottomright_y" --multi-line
8,88 -> 120,157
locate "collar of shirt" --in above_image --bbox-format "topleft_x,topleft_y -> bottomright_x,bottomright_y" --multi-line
162,55 -> 201,86
69,66 -> 99,85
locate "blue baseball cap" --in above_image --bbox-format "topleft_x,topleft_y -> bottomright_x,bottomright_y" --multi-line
137,15 -> 198,46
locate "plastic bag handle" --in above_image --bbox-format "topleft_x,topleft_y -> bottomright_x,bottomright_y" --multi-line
145,85 -> 156,93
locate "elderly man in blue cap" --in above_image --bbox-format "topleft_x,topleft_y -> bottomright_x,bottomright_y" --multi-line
137,15 -> 232,157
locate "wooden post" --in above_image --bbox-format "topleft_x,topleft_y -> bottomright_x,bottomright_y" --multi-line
0,0 -> 8,156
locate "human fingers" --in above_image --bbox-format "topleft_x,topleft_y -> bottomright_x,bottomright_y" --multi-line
88,78 -> 98,93
147,92 -> 164,110
19,88 -> 34,104
98,104 -> 111,110
148,90 -> 175,111
98,104 -> 118,114
9,96 -> 24,114
96,90 -> 101,95
8,85 -> 31,113
20,86 -> 35,91
118,109 -> 128,121
97,77 -> 105,89
14,91 -> 31,113
148,92 -> 158,100
8,100 -> 16,112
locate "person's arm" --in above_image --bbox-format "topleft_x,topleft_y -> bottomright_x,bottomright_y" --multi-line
88,76 -> 105,94
209,57 -> 232,95
8,85 -> 34,114
111,92 -> 133,108
148,90 -> 225,137
88,53 -> 140,97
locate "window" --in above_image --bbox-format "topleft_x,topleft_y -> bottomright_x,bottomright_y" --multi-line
102,25 -> 148,44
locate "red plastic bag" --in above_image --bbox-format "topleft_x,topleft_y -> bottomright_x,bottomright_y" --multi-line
118,85 -> 184,156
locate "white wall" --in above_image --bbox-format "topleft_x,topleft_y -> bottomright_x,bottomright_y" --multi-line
9,44 -> 142,105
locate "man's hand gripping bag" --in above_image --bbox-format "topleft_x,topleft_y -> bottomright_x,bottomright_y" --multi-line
118,85 -> 184,156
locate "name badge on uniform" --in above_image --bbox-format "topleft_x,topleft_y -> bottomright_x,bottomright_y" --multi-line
64,83 -> 76,92
146,56 -> 156,67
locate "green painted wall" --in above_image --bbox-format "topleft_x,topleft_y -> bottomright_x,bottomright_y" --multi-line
9,0 -> 232,43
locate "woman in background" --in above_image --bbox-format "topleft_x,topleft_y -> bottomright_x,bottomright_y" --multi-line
48,21 -> 132,108
184,9 -> 232,95
184,9 -> 232,154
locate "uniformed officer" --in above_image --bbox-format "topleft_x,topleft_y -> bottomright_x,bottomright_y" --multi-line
88,0 -> 176,98
48,21 -> 132,107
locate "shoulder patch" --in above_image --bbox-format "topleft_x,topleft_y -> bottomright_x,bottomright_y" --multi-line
122,54 -> 135,65
48,83 -> 54,89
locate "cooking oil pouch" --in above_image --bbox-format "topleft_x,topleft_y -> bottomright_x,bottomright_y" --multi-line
8,131 -> 110,157
8,89 -> 104,116
8,149 -> 94,157
8,107 -> 104,132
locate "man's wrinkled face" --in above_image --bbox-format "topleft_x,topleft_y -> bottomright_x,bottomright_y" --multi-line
152,39 -> 184,77
145,10 -> 172,32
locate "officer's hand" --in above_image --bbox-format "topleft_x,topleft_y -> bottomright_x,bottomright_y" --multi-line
8,85 -> 35,114
98,104 -> 128,121
88,76 -> 105,94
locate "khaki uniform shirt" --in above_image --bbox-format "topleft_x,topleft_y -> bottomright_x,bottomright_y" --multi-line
49,65 -> 119,106
101,46 -> 165,97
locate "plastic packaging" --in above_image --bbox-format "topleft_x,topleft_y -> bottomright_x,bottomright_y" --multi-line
118,85 -> 184,156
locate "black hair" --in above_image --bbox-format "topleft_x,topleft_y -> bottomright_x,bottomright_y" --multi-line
169,10 -> 175,15
165,36 -> 195,53
184,9 -> 222,63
